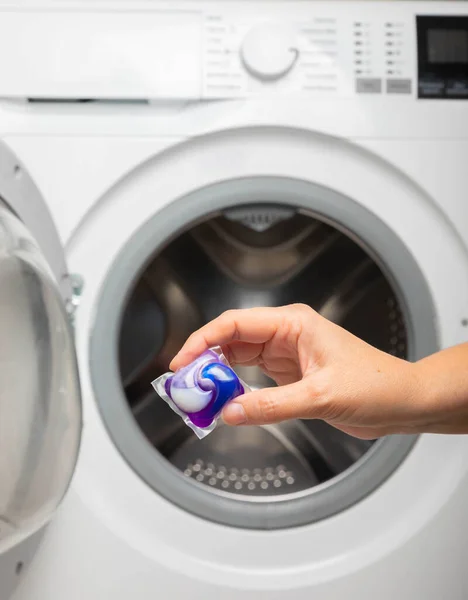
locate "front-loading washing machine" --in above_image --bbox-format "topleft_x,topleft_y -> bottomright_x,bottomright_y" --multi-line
1,1 -> 468,598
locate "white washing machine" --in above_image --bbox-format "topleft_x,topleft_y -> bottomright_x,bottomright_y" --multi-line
1,1 -> 468,599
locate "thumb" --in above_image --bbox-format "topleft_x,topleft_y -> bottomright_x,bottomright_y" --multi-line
222,380 -> 318,426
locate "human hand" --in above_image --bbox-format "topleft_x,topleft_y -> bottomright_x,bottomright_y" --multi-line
170,304 -> 427,439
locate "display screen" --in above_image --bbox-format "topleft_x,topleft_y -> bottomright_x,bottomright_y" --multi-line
417,16 -> 468,99
427,28 -> 468,64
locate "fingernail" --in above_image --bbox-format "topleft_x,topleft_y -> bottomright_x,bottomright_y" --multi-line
223,402 -> 247,425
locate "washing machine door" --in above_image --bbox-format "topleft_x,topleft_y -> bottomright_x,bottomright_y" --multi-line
0,145 -> 82,553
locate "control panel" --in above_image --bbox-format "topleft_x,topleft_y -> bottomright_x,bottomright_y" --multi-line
202,9 -> 467,100
0,3 -> 466,102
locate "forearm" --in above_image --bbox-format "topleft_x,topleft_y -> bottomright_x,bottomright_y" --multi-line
414,343 -> 468,434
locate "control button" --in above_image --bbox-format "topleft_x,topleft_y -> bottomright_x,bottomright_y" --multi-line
240,23 -> 299,81
356,78 -> 382,94
386,78 -> 412,94
446,79 -> 468,97
418,79 -> 445,97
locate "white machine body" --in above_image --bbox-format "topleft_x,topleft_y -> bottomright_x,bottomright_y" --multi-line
0,2 -> 466,599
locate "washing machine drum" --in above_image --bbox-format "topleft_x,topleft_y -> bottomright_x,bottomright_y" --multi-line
106,200 -> 419,529
0,204 -> 81,552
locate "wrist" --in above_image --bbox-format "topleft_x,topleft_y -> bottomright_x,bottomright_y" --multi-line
406,360 -> 437,434
386,358 -> 432,435
411,354 -> 468,434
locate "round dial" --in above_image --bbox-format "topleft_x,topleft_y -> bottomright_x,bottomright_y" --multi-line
240,23 -> 299,81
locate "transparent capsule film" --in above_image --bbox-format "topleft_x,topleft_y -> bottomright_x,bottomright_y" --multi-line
151,346 -> 249,440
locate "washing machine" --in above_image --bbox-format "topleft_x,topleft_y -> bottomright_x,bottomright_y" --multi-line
1,0 -> 468,599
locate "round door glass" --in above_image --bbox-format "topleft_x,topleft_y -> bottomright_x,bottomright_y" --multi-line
0,204 -> 81,552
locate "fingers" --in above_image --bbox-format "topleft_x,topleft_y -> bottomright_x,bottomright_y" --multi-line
170,308 -> 282,370
222,341 -> 263,366
222,380 -> 319,426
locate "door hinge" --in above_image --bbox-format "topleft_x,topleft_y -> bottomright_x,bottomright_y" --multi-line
64,273 -> 84,327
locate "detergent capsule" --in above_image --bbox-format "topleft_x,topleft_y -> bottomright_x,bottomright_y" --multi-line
152,346 -> 249,439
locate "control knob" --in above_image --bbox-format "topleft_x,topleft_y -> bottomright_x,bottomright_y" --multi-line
240,23 -> 299,81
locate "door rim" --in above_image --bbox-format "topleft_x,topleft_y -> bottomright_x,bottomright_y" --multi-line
89,175 -> 436,530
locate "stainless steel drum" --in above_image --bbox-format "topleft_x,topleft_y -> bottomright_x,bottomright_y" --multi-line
118,205 -> 407,501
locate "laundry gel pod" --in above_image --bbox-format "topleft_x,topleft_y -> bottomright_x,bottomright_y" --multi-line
152,346 -> 249,439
